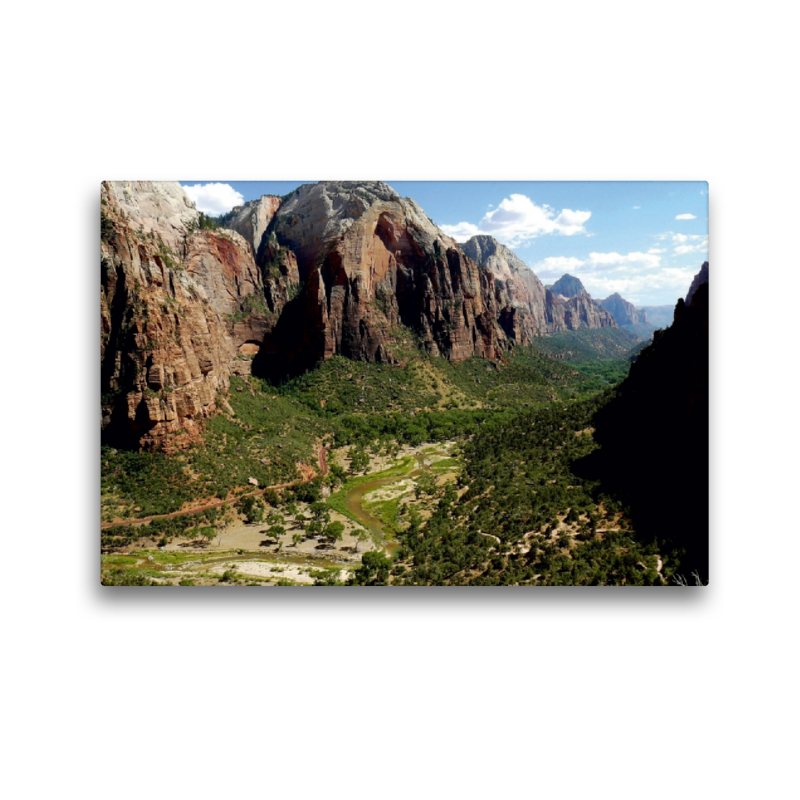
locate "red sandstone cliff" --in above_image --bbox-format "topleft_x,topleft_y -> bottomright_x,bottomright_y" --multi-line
101,181 -> 270,450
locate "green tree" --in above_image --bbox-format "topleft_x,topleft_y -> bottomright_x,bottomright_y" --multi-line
350,551 -> 392,585
348,448 -> 370,474
265,525 -> 285,546
306,519 -> 324,537
326,521 -> 344,544
292,532 -> 303,547
236,496 -> 264,524
354,529 -> 371,553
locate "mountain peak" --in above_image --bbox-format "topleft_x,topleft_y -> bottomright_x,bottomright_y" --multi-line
549,274 -> 587,298
598,291 -> 648,327
460,235 -> 530,277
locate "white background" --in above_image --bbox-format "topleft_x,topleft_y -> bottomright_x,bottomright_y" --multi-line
2,2 -> 798,798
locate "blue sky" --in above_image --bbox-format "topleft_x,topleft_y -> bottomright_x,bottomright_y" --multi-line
180,180 -> 708,306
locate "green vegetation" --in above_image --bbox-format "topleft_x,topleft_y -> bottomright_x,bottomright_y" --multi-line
102,319 -> 661,587
101,505 -> 229,551
386,393 -> 682,586
102,375 -> 329,520
531,328 -> 641,361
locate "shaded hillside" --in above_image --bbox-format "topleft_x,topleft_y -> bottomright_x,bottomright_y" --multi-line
574,264 -> 709,581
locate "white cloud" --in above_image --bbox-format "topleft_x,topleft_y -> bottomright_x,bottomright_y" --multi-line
663,231 -> 708,256
674,243 -> 708,255
633,205 -> 641,209
182,183 -> 244,216
675,213 -> 697,220
441,194 -> 591,247
586,251 -> 662,271
534,257 -> 585,280
656,232 -> 708,255
530,248 -> 699,304
648,247 -> 666,254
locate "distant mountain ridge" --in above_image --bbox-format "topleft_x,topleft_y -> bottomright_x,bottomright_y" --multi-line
598,292 -> 649,327
460,236 -> 616,340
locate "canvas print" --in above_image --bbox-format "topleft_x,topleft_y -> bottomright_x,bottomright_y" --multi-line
101,181 -> 708,586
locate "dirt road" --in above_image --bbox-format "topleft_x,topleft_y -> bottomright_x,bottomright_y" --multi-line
102,445 -> 329,530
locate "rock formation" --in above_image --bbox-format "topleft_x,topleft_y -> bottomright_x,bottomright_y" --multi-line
598,292 -> 650,327
461,238 -> 617,337
227,195 -> 283,256
548,274 -> 586,299
251,182 -> 507,376
101,181 -> 271,450
547,274 -> 617,331
101,182 -> 622,449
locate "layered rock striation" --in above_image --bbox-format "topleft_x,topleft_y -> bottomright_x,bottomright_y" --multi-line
101,181 -> 271,450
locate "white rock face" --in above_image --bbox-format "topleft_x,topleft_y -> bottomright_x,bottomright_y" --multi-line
104,181 -> 199,252
460,234 -> 533,283
227,195 -> 282,255
274,181 -> 458,278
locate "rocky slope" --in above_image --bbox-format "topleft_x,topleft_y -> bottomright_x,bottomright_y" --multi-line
101,181 -> 272,450
598,292 -> 650,327
461,237 -> 617,337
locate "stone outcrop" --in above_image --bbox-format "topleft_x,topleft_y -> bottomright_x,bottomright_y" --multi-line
227,195 -> 283,256
101,181 -> 268,450
598,292 -> 650,326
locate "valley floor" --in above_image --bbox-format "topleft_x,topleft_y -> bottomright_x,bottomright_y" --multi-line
101,441 -> 464,586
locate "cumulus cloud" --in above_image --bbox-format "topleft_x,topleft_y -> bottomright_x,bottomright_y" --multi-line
183,182 -> 244,216
655,231 -> 708,256
585,251 -> 662,271
441,194 -> 591,247
674,243 -> 707,255
675,213 -> 697,220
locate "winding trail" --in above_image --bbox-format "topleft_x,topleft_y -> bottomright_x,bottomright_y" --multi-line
101,446 -> 329,530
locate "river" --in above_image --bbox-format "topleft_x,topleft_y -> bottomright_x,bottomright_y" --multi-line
342,451 -> 447,557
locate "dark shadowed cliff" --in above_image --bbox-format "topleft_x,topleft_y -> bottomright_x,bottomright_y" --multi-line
574,263 -> 709,580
